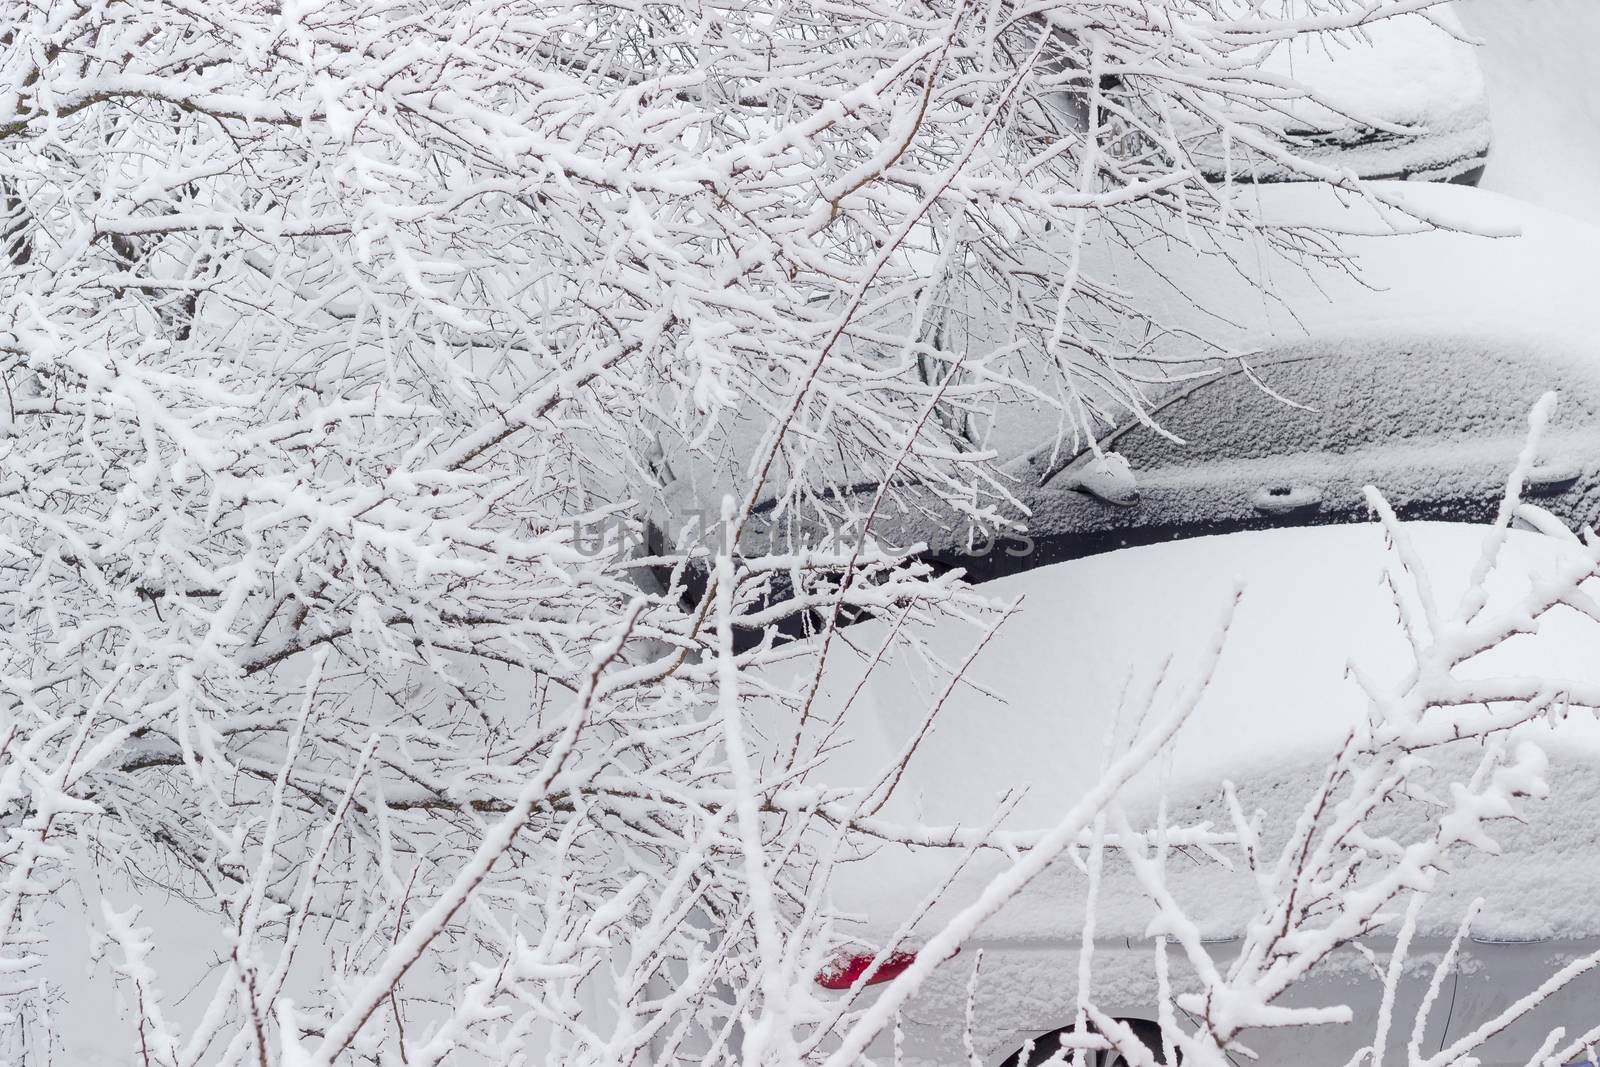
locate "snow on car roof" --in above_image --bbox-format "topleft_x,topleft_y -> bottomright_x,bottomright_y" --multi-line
1177,3 -> 1489,182
1120,181 -> 1600,358
1253,6 -> 1484,131
965,181 -> 1600,463
776,521 -> 1600,940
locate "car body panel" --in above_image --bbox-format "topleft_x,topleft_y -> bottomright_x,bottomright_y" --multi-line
831,934 -> 1600,1065
765,524 -> 1600,1062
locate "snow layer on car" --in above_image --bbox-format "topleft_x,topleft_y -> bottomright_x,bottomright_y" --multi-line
662,329 -> 1600,568
769,522 -> 1600,943
970,182 -> 1600,465
1179,5 -> 1489,182
1005,334 -> 1600,543
1122,182 -> 1600,357
653,185 -> 1600,536
1260,8 -> 1482,133
1456,0 -> 1600,225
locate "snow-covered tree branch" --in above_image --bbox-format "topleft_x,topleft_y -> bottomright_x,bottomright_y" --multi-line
2,0 -> 1573,1064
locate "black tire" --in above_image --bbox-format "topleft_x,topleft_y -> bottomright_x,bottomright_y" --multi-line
999,1018 -> 1172,1067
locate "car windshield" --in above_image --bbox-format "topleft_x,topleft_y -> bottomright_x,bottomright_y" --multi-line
1101,340 -> 1600,472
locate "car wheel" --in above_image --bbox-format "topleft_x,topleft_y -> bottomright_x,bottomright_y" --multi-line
999,1018 -> 1171,1067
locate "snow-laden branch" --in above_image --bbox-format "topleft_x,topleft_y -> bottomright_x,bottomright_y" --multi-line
0,0 -> 1499,1063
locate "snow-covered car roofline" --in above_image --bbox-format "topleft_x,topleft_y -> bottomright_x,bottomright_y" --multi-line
1123,182 -> 1600,362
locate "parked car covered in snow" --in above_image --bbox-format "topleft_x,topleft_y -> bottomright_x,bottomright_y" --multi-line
688,332 -> 1600,591
647,184 -> 1600,614
768,521 -> 1600,1065
958,333 -> 1600,580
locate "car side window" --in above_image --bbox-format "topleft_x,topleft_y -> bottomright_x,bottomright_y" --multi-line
1102,343 -> 1599,475
1106,356 -> 1337,470
1321,344 -> 1600,452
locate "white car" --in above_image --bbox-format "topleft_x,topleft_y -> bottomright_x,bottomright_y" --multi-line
768,520 -> 1600,1065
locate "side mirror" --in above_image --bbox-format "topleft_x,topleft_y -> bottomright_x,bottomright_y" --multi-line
1525,459 -> 1581,496
1053,451 -> 1138,506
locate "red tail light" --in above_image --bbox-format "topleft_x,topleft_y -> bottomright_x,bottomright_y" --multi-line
815,947 -> 918,990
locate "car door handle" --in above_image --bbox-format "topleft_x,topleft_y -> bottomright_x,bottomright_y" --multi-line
1252,484 -> 1322,516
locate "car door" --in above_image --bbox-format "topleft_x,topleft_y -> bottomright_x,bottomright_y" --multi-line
1442,937 -> 1600,1065
1227,937 -> 1457,1067
1054,339 -> 1600,545
1061,352 -> 1345,538
1320,340 -> 1600,529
